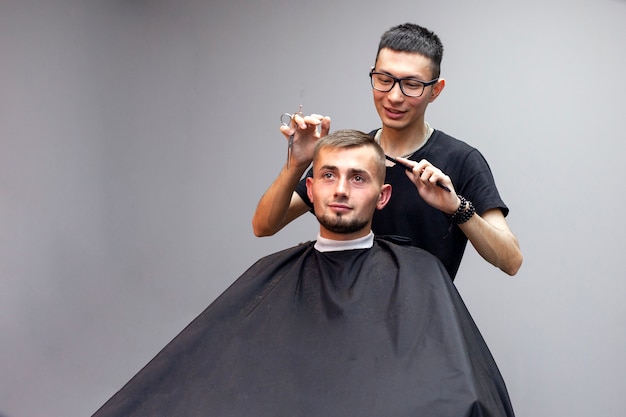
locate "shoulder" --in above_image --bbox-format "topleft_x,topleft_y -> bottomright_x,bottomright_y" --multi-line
270,240 -> 315,258
249,241 -> 315,270
374,237 -> 450,273
425,130 -> 493,173
429,130 -> 478,154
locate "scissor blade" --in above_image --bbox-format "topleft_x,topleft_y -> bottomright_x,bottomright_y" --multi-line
287,134 -> 294,168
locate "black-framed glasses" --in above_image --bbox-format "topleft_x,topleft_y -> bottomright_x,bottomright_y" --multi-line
369,70 -> 438,97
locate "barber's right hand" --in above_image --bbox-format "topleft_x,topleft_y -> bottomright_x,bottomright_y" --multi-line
280,113 -> 331,169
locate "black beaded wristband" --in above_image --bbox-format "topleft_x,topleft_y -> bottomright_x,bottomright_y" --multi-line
447,195 -> 476,225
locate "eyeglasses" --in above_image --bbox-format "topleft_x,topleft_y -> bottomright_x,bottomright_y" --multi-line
369,70 -> 438,97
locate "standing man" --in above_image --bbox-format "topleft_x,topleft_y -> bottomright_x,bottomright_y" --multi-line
252,23 -> 522,279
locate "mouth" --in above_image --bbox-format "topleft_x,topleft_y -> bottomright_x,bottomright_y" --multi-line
384,106 -> 406,119
328,203 -> 352,214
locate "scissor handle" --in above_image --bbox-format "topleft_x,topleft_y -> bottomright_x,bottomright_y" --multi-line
281,105 -> 303,126
280,113 -> 294,126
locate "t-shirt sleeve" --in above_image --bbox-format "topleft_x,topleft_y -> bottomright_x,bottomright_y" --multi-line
458,149 -> 509,217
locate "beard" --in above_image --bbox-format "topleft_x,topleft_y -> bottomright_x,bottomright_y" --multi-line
315,212 -> 369,235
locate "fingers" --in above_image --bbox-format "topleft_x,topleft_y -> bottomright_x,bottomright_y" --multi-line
279,123 -> 294,139
395,156 -> 421,176
319,116 -> 331,137
397,157 -> 452,191
418,164 -> 445,187
281,113 -> 330,136
295,113 -> 328,130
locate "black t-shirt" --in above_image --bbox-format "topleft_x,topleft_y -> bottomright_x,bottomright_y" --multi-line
295,129 -> 508,279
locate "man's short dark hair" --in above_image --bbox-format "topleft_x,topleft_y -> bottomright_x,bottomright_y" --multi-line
375,23 -> 444,79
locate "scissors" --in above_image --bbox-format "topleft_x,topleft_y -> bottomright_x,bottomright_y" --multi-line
280,105 -> 304,168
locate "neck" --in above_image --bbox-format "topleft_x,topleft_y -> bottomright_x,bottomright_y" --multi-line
378,122 -> 432,158
314,231 -> 374,252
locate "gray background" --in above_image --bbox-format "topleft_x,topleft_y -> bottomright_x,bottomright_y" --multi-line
1,0 -> 625,416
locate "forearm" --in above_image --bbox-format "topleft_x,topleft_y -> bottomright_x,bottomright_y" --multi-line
459,208 -> 523,276
253,112 -> 329,236
252,163 -> 308,237
400,157 -> 522,274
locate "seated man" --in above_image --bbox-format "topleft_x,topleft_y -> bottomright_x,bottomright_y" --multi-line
93,130 -> 515,417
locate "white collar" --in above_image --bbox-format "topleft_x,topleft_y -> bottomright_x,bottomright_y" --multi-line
314,231 -> 374,252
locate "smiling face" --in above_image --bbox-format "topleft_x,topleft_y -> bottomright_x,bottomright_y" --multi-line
306,145 -> 391,241
372,48 -> 445,133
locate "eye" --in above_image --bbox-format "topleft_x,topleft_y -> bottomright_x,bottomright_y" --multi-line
352,175 -> 365,183
375,75 -> 393,85
403,80 -> 423,89
322,172 -> 335,180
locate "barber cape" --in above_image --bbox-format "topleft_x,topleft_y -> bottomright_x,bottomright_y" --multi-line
93,238 -> 515,417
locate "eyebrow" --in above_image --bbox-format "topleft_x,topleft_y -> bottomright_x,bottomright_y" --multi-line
376,69 -> 427,81
318,165 -> 371,178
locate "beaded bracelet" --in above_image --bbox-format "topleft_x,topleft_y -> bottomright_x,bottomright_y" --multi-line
446,195 -> 476,225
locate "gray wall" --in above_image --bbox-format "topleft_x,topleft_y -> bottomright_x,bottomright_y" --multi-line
1,0 -> 625,416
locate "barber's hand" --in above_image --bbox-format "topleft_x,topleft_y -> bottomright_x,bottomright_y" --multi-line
280,113 -> 331,169
396,157 -> 460,214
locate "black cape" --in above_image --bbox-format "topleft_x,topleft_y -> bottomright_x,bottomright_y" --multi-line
93,238 -> 515,417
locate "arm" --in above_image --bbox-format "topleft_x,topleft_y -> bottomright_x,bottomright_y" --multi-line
397,156 -> 523,276
252,167 -> 311,237
458,208 -> 522,276
252,114 -> 330,237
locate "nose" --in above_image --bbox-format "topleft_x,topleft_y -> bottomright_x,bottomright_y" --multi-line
334,177 -> 349,197
387,81 -> 405,101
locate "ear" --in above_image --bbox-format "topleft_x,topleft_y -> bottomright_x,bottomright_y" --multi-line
376,184 -> 392,210
428,78 -> 445,103
306,177 -> 314,203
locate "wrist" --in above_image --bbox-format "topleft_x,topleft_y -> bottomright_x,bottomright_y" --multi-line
445,196 -> 462,215
284,158 -> 311,173
446,195 -> 475,225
